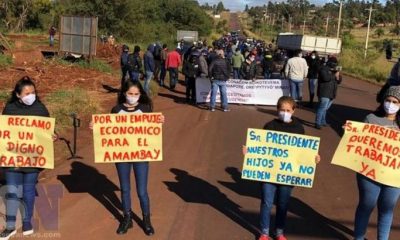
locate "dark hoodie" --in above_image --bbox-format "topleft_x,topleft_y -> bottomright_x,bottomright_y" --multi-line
144,44 -> 155,72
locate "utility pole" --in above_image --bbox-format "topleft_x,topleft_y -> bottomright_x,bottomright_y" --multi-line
364,5 -> 376,59
325,15 -> 330,36
337,0 -> 343,38
303,19 -> 306,34
288,15 -> 292,32
281,17 -> 284,31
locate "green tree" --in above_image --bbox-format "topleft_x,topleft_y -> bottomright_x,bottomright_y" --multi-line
375,27 -> 385,38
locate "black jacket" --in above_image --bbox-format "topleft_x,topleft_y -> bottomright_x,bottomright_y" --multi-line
209,57 -> 230,81
241,61 -> 257,80
183,60 -> 199,78
2,100 -> 50,173
307,57 -> 321,79
317,66 -> 342,99
127,53 -> 142,72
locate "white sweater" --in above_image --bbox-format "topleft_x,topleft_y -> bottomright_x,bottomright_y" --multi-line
284,56 -> 309,80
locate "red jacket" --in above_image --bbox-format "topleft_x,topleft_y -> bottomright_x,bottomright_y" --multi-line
166,50 -> 181,68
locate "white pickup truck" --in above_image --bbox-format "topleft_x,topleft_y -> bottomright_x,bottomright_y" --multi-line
276,33 -> 342,55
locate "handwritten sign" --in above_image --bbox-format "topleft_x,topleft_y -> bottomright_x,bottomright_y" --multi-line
92,113 -> 163,163
242,128 -> 320,188
332,121 -> 400,187
0,115 -> 55,169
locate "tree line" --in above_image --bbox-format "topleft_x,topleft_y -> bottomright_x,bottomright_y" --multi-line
0,0 -> 213,45
245,0 -> 400,36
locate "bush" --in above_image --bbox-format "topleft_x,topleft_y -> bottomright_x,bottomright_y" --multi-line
45,88 -> 99,128
0,54 -> 13,68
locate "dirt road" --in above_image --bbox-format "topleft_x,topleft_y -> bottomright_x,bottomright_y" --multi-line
6,74 -> 399,240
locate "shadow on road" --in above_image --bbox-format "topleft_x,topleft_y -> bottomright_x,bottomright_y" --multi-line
102,84 -> 120,93
218,167 -> 354,239
158,92 -> 187,104
328,104 -> 371,136
57,161 -> 129,222
164,168 -> 260,237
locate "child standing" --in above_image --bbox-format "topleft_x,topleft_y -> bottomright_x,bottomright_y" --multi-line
244,96 -> 320,240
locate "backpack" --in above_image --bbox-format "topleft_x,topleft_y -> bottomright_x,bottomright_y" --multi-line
128,54 -> 141,72
153,45 -> 162,60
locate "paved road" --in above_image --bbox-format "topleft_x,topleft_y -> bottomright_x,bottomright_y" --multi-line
10,74 -> 400,240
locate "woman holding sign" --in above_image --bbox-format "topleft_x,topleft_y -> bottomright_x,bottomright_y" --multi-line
244,96 -> 320,240
106,81 -> 163,236
353,86 -> 400,240
0,76 -> 56,240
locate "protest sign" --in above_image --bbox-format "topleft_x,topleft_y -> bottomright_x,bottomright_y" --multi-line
92,113 -> 163,163
332,121 -> 400,187
242,128 -> 320,188
0,115 -> 55,169
196,78 -> 290,105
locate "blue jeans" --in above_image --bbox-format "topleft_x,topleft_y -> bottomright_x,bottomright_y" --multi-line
115,162 -> 150,215
308,78 -> 317,96
210,80 -> 228,109
129,71 -> 140,83
260,182 -> 293,236
233,68 -> 240,79
354,174 -> 400,240
289,79 -> 304,101
144,71 -> 153,94
168,68 -> 179,89
315,97 -> 333,126
5,171 -> 39,230
49,35 -> 54,46
264,71 -> 271,79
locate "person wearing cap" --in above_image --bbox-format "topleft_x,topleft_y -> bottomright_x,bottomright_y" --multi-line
315,57 -> 342,129
208,49 -> 231,112
352,85 -> 400,240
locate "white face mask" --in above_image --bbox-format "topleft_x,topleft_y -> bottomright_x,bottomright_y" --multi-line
384,101 -> 400,115
278,111 -> 292,123
311,55 -> 316,59
126,95 -> 140,105
21,94 -> 36,106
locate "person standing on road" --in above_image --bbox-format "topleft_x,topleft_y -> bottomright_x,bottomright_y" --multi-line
208,49 -> 231,112
306,51 -> 321,108
243,96 -> 321,240
165,48 -> 182,90
198,49 -> 209,78
143,44 -> 155,95
262,51 -> 274,79
127,46 -> 142,83
120,44 -> 130,86
284,49 -> 308,103
92,81 -> 164,236
183,54 -> 199,104
240,55 -> 257,80
0,76 -> 57,239
159,44 -> 168,87
352,85 -> 400,240
315,57 -> 342,129
232,48 -> 245,79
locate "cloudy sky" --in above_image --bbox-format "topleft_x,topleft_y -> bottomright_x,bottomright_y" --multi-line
198,0 -> 386,12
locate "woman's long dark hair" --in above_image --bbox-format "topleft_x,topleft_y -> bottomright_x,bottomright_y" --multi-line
374,98 -> 400,127
8,76 -> 40,103
118,81 -> 153,111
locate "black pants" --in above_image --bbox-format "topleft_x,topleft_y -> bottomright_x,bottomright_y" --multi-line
154,60 -> 161,80
186,77 -> 196,102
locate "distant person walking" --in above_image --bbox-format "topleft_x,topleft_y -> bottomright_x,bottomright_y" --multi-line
165,48 -> 182,90
127,46 -> 142,83
232,48 -> 245,79
144,44 -> 155,94
284,49 -> 308,102
306,51 -> 321,107
159,44 -> 168,87
49,26 -> 56,47
120,45 -> 130,86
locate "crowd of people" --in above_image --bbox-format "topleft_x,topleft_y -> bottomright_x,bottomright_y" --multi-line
120,34 -> 342,128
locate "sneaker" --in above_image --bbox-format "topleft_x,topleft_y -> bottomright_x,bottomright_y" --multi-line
22,222 -> 34,236
275,235 -> 287,240
223,108 -> 231,112
0,229 -> 16,240
210,108 -> 215,112
315,124 -> 321,130
258,234 -> 270,240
